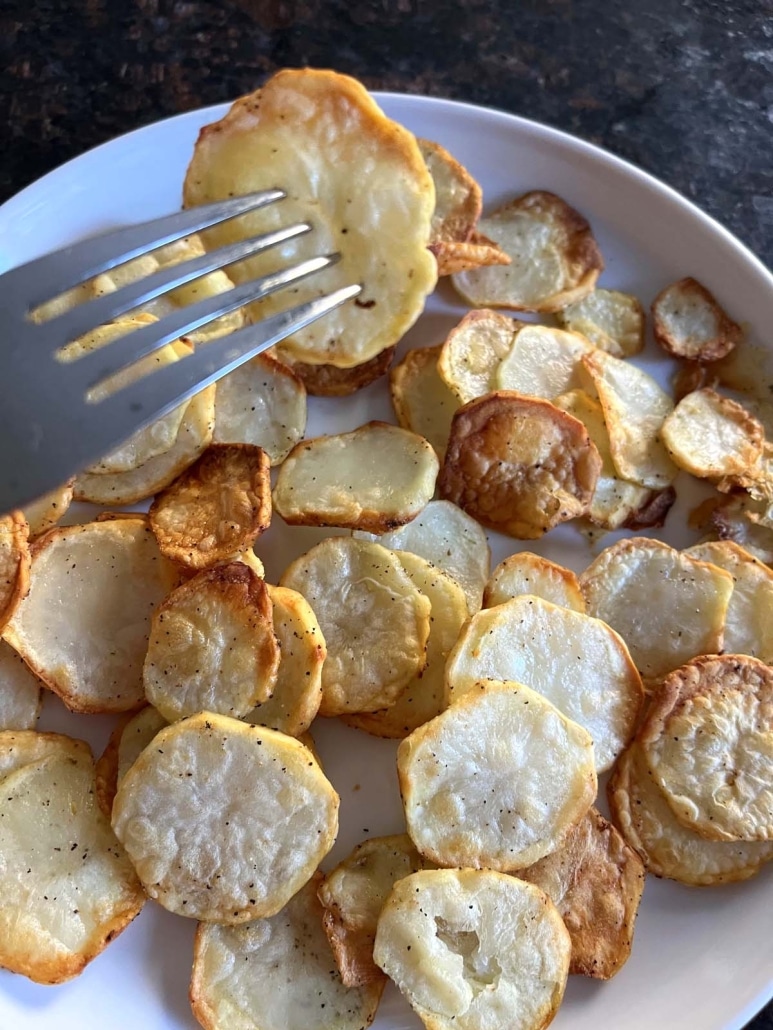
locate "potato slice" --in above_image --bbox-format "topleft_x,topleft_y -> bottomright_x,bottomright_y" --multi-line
437,308 -> 519,403
400,681 -> 596,869
452,190 -> 603,312
445,596 -> 642,771
661,388 -> 764,479
273,423 -> 438,532
713,339 -> 773,399
282,346 -> 395,397
439,391 -> 601,539
0,731 -> 145,984
112,711 -> 338,921
389,344 -> 457,460
0,512 -> 29,635
482,551 -> 586,611
494,324 -> 593,399
190,873 -> 384,1030
652,277 -> 741,361
5,518 -> 179,713
557,288 -> 645,358
639,654 -> 773,842
432,233 -> 512,276
709,492 -> 773,564
96,706 -> 169,818
21,481 -> 74,539
579,537 -> 734,681
0,640 -> 42,731
519,808 -> 645,979
184,69 -> 437,369
280,537 -> 430,717
374,868 -> 570,1030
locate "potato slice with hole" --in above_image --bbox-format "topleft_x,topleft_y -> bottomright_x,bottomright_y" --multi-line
0,512 -> 29,635
190,873 -> 384,1030
280,537 -> 430,717
437,309 -> 519,403
439,391 -> 601,539
452,190 -> 603,312
184,68 -> 437,369
112,711 -> 339,921
652,277 -> 741,361
5,518 -> 179,713
273,422 -> 438,532
483,551 -> 585,611
96,706 -> 169,819
495,324 -> 593,399
374,868 -> 570,1030
390,344 -> 457,460
557,289 -> 645,358
445,596 -> 642,771
21,481 -> 74,539
661,388 -> 764,479
281,346 -> 395,397
0,640 -> 42,731
579,537 -> 734,681
519,808 -> 645,980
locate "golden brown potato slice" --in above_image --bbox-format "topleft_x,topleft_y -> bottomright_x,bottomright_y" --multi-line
0,730 -> 145,984
432,232 -> 512,276
439,391 -> 601,539
557,288 -> 645,358
579,537 -> 734,681
190,873 -> 384,1030
280,537 -> 430,717
389,344 -> 458,460
0,512 -> 29,635
112,711 -> 338,921
661,388 -> 764,479
652,277 -> 741,361
494,324 -> 593,398
482,551 -> 586,611
437,308 -> 519,403
5,518 -> 179,713
399,681 -> 596,869
519,808 -> 645,979
0,640 -> 42,731
272,423 -> 438,532
452,190 -> 603,312
21,481 -> 74,539
96,706 -> 169,818
184,69 -> 437,369
374,868 -> 570,1030
282,346 -> 396,397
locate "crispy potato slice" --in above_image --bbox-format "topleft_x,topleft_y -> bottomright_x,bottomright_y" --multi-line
0,512 -> 29,635
21,481 -> 74,539
710,492 -> 773,564
557,289 -> 645,358
652,277 -> 741,361
282,346 -> 396,397
494,324 -> 593,399
452,190 -> 603,312
96,706 -> 169,819
483,551 -> 586,611
5,518 -> 179,713
437,309 -> 519,403
243,584 -> 324,737
184,69 -> 436,369
190,873 -> 384,1030
431,235 -> 511,276
280,538 -> 431,717
520,808 -> 645,979
400,681 -> 596,869
439,391 -> 601,539
639,654 -> 773,842
144,564 -> 279,722
419,138 -> 481,245
273,423 -> 438,532
112,711 -> 338,921
0,640 -> 42,731
445,596 -> 643,771
661,388 -> 764,479
390,344 -> 458,460
0,731 -> 145,984
579,537 -> 734,681
354,499 -> 490,614
374,868 -> 570,1030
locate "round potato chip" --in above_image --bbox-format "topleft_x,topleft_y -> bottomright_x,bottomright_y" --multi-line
21,481 -> 74,539
661,388 -> 764,479
96,706 -> 169,819
483,551 -> 586,612
0,639 -> 42,731
437,308 -> 519,404
0,512 -> 29,635
111,711 -> 339,921
652,277 -> 741,362
494,324 -> 592,400
389,344 -> 458,461
282,346 -> 396,397
557,288 -> 645,358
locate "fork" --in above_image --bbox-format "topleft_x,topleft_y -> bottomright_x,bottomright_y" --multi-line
0,189 -> 361,514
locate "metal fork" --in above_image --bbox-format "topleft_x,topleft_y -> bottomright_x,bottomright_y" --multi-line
0,189 -> 361,514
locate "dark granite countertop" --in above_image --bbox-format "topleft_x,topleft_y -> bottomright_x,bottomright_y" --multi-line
1,1 -> 772,1027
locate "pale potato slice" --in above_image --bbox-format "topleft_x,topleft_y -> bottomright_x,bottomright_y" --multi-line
112,711 -> 338,921
243,584 -> 324,737
639,654 -> 773,842
652,277 -> 741,361
190,874 -> 384,1030
273,423 -> 438,532
579,537 -> 734,681
213,353 -> 306,464
445,596 -> 642,772
280,538 -> 431,717
437,309 -> 519,403
557,289 -> 645,358
452,190 -> 603,312
494,324 -> 592,399
184,69 -> 437,369
21,481 -> 74,539
5,518 -> 179,713
96,706 -> 169,818
374,868 -> 570,1030
143,564 -> 279,722
661,388 -> 764,479
0,512 -> 29,635
482,551 -> 586,612
390,344 -> 458,460
399,681 -> 596,869
0,731 -> 145,984
280,346 -> 396,397
439,391 -> 601,539
149,443 -> 271,569
710,492 -> 773,564
0,639 -> 42,730
581,349 -> 678,489
354,499 -> 490,614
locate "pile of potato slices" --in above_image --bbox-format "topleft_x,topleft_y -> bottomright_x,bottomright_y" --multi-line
1,66 -> 772,1030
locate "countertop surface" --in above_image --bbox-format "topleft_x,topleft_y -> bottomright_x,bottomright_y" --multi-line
1,1 -> 772,1028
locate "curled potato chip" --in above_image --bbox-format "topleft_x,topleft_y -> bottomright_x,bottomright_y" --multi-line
437,309 -> 519,403
0,640 -> 42,731
96,706 -> 169,819
494,324 -> 593,399
0,512 -> 29,635
273,422 -> 438,532
21,481 -> 74,539
483,551 -> 586,612
652,277 -> 741,361
452,190 -> 603,312
439,391 -> 601,539
661,388 -> 764,479
389,344 -> 457,460
281,346 -> 396,397
431,234 -> 511,276
557,288 -> 645,358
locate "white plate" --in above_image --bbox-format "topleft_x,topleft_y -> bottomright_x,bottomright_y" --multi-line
1,93 -> 772,1030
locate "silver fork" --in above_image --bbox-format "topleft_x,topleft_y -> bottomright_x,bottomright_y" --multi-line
0,189 -> 361,514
